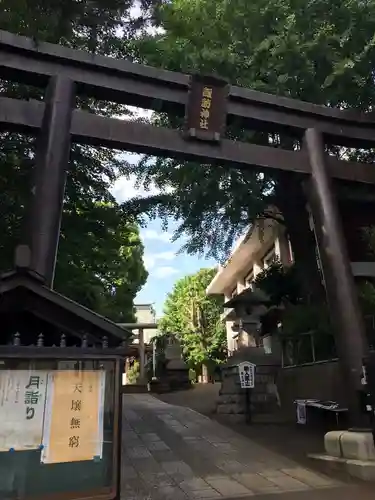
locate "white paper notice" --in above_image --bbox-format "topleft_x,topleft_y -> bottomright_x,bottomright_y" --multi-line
0,370 -> 48,451
41,370 -> 106,464
238,362 -> 255,389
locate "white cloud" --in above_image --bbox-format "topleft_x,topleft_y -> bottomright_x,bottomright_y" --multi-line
144,251 -> 176,270
111,174 -> 161,203
114,106 -> 153,122
141,229 -> 173,243
153,266 -> 178,278
111,164 -> 175,204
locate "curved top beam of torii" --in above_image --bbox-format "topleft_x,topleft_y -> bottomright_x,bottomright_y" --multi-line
0,29 -> 374,147
0,29 -> 375,184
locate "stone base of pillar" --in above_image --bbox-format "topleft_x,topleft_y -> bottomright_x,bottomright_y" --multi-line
309,430 -> 375,481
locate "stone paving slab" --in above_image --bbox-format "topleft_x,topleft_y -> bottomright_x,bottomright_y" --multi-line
120,394 -> 348,499
232,473 -> 282,495
258,470 -> 310,492
204,476 -> 253,497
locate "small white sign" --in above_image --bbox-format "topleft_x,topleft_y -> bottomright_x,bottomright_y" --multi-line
238,362 -> 255,389
296,401 -> 307,425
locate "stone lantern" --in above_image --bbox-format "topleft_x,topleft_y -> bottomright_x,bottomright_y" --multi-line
216,287 -> 282,423
224,287 -> 270,351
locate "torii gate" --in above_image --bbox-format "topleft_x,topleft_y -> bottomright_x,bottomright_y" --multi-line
0,29 -> 374,429
117,322 -> 157,383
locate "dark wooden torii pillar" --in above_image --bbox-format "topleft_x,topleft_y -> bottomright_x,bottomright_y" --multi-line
29,75 -> 75,287
304,128 -> 369,429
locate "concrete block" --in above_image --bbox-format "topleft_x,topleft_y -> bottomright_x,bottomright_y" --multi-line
324,430 -> 375,461
341,431 -> 375,461
324,430 -> 346,458
307,453 -> 345,475
346,458 -> 375,481
309,452 -> 375,482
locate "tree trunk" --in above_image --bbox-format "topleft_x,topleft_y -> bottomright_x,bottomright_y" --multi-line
274,172 -> 325,303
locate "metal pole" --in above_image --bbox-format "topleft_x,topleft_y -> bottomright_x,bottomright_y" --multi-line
29,76 -> 75,287
245,388 -> 252,424
138,328 -> 146,383
304,128 -> 370,430
152,341 -> 156,379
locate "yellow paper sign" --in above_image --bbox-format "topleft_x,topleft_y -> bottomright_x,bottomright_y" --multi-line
41,370 -> 105,464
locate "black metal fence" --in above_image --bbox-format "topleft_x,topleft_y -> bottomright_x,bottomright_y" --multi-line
281,315 -> 375,368
281,331 -> 337,367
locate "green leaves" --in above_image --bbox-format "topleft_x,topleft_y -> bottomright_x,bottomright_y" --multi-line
0,1 -> 150,321
254,261 -> 303,306
124,0 -> 375,263
159,268 -> 226,367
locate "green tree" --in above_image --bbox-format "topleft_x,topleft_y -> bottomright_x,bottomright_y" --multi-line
0,1 -> 152,320
55,202 -> 148,322
124,0 -> 375,300
1,0 -> 161,50
254,260 -> 303,307
159,268 -> 226,370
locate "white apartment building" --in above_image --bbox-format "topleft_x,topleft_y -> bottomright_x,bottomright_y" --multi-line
134,304 -> 158,344
206,214 -> 293,355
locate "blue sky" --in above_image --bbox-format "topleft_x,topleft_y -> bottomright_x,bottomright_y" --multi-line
109,4 -> 217,318
111,152 -> 216,318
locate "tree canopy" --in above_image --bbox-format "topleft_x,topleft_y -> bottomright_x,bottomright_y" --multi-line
5,0 -> 375,320
123,0 -> 375,280
159,268 -> 226,367
0,1 -> 154,321
2,0 -> 162,49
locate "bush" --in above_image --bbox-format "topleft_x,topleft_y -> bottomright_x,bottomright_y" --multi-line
127,360 -> 140,384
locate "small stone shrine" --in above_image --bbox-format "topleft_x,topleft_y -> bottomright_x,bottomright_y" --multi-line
163,334 -> 190,390
151,334 -> 190,392
216,288 -> 282,423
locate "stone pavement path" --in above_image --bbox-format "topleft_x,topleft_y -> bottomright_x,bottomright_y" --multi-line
120,394 -> 365,500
